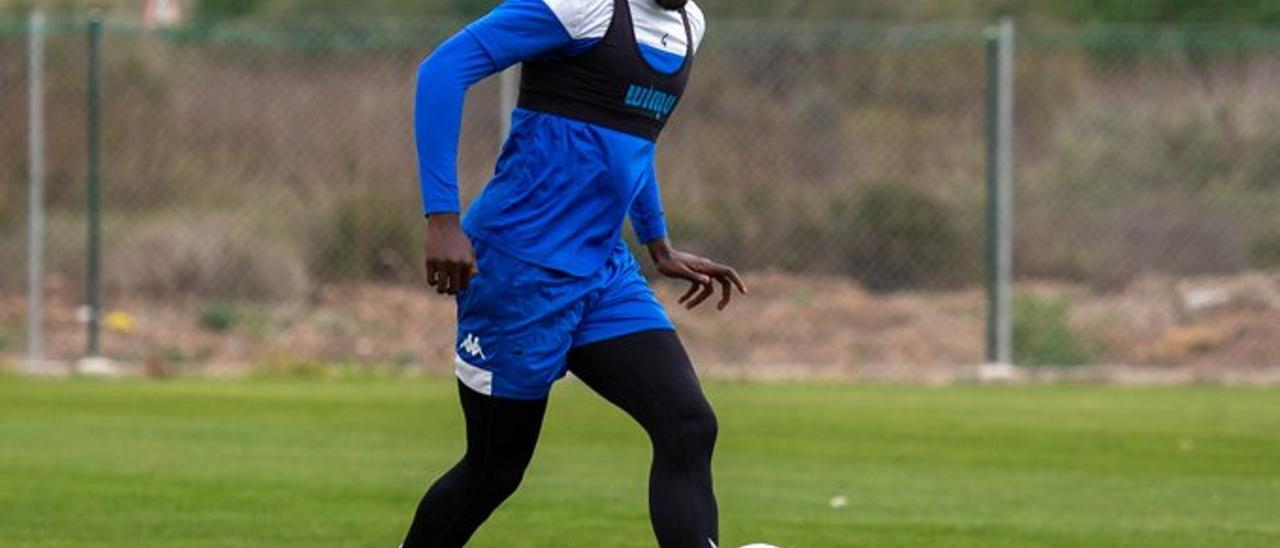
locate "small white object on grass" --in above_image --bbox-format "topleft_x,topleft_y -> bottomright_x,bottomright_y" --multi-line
829,495 -> 849,509
738,544 -> 782,548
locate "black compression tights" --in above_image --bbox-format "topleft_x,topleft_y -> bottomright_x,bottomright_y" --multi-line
402,330 -> 719,548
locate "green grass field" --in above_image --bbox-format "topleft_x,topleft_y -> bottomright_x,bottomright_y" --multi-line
1,377 -> 1278,547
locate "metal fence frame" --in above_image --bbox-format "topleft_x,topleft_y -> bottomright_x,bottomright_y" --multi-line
8,14 -> 1280,372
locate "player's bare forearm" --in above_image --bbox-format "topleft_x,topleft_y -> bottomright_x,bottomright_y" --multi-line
646,238 -> 747,311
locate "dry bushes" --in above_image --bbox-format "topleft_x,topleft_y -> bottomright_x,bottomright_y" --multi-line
105,216 -> 308,301
5,25 -> 1279,301
1017,77 -> 1280,288
305,187 -> 421,283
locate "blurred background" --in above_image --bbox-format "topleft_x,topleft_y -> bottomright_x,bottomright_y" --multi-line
2,2 -> 1280,548
1,0 -> 1279,379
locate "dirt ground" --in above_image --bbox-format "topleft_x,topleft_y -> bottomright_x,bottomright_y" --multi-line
2,271 -> 1278,380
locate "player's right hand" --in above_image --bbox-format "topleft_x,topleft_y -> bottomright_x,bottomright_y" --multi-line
423,213 -> 476,295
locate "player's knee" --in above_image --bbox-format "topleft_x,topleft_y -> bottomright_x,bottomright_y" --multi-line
664,404 -> 717,459
454,455 -> 529,502
687,407 -> 718,455
480,463 -> 529,501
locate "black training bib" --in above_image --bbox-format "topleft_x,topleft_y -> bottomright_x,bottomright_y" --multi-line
518,0 -> 695,142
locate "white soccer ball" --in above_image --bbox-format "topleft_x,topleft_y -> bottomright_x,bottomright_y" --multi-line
738,544 -> 781,548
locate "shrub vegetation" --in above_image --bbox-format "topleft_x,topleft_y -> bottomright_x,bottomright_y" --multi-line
1013,295 -> 1095,366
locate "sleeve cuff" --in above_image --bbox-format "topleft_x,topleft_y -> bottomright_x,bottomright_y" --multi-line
633,216 -> 668,244
423,198 -> 461,216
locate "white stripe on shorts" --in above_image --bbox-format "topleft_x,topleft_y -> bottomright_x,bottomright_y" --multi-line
454,354 -> 494,396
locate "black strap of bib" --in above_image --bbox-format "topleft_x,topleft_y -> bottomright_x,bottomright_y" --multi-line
515,0 -> 696,141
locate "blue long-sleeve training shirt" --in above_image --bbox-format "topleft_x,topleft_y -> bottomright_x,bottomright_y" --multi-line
414,0 -> 706,277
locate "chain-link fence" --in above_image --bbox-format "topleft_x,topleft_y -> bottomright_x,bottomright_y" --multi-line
2,16 -> 1278,376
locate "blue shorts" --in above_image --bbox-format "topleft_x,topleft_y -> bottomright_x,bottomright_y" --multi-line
453,240 -> 674,400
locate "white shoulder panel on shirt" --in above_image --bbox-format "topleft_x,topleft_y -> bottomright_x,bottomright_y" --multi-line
630,0 -> 705,56
542,0 -> 613,40
686,1 -> 706,51
542,0 -> 706,54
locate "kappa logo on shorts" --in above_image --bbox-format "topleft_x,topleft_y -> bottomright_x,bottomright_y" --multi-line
460,333 -> 487,360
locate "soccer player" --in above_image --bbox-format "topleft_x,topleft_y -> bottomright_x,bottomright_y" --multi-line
404,0 -> 745,546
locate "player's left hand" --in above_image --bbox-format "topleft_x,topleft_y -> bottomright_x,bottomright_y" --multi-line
647,239 -> 747,311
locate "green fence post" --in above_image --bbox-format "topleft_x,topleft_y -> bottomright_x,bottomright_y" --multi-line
27,9 -> 47,373
984,27 -> 999,365
86,16 -> 103,358
984,17 -> 1015,371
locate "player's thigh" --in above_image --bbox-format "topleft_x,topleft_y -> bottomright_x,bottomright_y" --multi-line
567,330 -> 713,428
572,248 -> 674,350
456,242 -> 586,400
